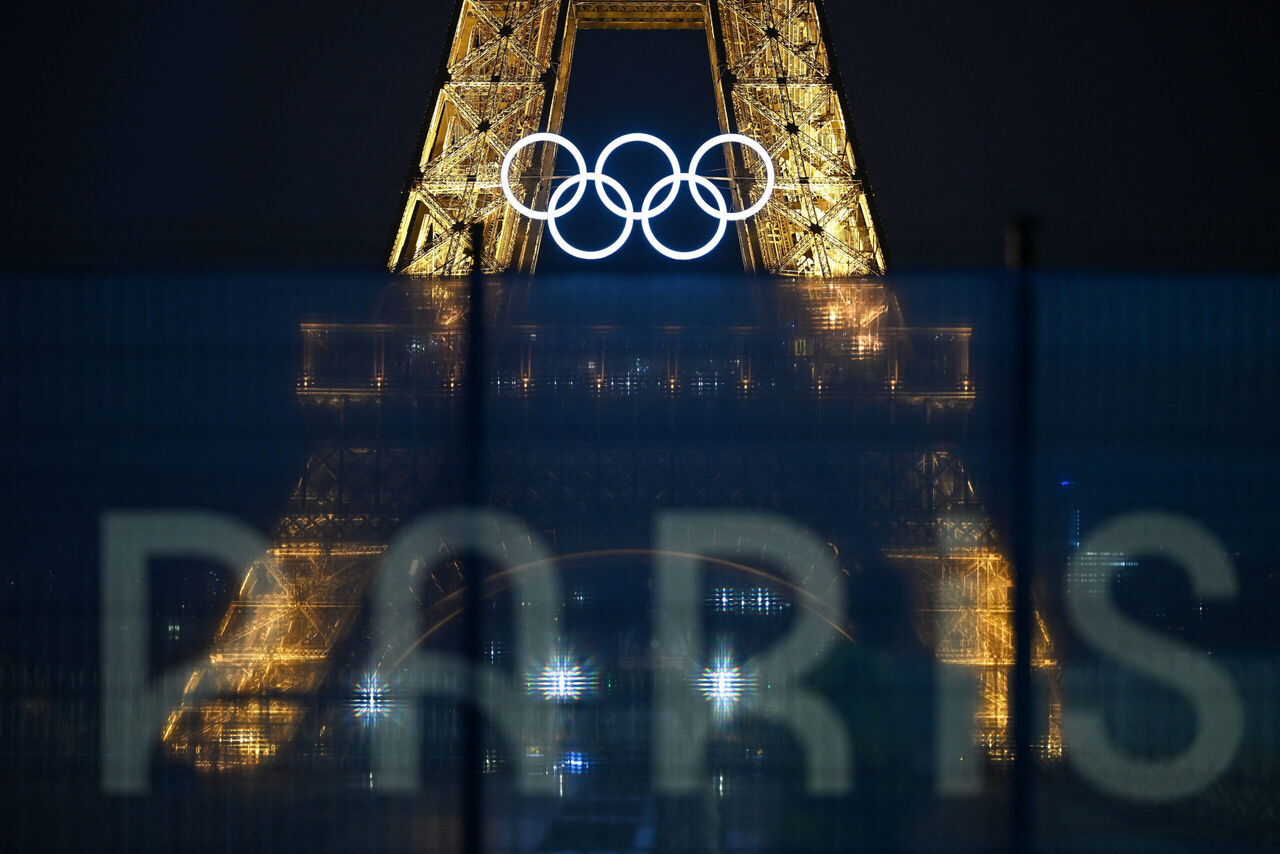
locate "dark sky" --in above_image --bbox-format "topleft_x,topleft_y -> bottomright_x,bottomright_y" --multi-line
5,1 -> 1279,269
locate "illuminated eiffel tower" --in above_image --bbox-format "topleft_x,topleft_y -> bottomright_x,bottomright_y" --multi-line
388,0 -> 885,277
164,0 -> 1059,773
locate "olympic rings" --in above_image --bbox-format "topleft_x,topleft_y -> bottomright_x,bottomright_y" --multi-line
641,172 -> 727,261
500,133 -> 588,220
547,172 -> 634,260
687,134 -> 775,222
500,132 -> 774,261
593,133 -> 682,220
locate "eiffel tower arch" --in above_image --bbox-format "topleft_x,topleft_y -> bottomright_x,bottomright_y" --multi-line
164,0 -> 1061,788
387,0 -> 887,277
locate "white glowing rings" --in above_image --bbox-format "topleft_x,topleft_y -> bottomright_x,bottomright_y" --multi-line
547,171 -> 634,260
642,171 -> 727,261
500,133 -> 588,220
689,134 -> 775,221
499,132 -> 774,261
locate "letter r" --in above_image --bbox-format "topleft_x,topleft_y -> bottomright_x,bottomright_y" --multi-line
653,510 -> 853,795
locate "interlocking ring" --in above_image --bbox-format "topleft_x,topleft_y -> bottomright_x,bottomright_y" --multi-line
500,133 -> 588,220
500,132 -> 775,261
642,172 -> 727,261
546,172 -> 634,260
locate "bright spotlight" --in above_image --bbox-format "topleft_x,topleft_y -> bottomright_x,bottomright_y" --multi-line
530,652 -> 595,701
353,671 -> 391,723
697,649 -> 753,718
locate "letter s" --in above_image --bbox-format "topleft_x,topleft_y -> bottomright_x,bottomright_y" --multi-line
1063,511 -> 1243,801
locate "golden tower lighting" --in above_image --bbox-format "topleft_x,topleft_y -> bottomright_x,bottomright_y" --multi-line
164,0 -> 1059,771
388,0 -> 885,277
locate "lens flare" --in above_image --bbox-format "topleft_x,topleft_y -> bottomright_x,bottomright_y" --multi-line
530,652 -> 596,701
697,647 -> 754,719
352,671 -> 391,724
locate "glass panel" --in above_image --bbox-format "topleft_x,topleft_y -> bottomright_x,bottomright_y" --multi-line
4,271 -> 1275,851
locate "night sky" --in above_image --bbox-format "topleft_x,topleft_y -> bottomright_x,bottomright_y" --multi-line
5,0 -> 1280,270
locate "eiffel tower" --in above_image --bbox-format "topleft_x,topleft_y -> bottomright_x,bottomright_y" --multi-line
163,0 -> 1059,778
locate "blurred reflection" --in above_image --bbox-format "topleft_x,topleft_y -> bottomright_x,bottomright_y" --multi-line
159,272 -> 1060,787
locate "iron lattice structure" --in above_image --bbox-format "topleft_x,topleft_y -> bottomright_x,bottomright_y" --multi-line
164,0 -> 1059,772
388,0 -> 885,277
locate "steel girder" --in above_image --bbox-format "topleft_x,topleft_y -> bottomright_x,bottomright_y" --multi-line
387,0 -> 886,277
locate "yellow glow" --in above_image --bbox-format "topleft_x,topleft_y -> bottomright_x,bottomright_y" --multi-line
887,539 -> 1062,761
168,0 -> 1048,775
388,0 -> 883,278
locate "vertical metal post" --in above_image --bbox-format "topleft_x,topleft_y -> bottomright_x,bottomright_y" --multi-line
463,221 -> 487,854
1006,214 -> 1039,854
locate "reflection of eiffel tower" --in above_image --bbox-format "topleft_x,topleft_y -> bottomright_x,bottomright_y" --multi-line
164,0 -> 1058,771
